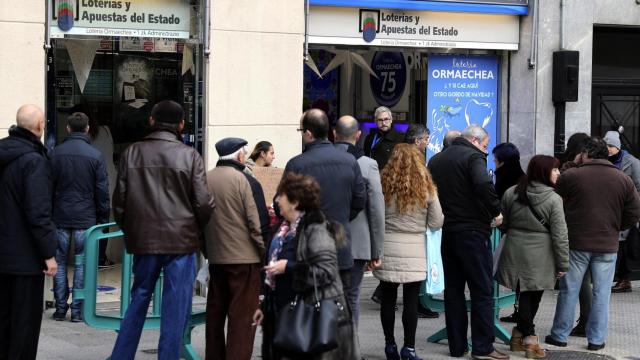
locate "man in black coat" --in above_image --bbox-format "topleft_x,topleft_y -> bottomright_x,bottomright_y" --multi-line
50,112 -> 110,322
284,109 -> 366,295
428,125 -> 506,359
0,104 -> 58,360
363,106 -> 404,170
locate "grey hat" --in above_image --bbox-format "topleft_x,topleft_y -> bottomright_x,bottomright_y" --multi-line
603,131 -> 621,149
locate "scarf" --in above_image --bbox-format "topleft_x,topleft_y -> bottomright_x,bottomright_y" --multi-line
265,215 -> 303,290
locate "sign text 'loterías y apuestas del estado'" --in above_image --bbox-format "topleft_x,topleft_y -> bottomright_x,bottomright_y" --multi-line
50,0 -> 191,39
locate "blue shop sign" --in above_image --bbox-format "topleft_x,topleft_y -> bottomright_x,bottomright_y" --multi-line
370,52 -> 406,107
309,0 -> 528,15
426,54 -> 499,171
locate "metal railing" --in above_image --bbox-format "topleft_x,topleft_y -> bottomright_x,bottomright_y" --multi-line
72,223 -> 205,360
420,229 -> 516,345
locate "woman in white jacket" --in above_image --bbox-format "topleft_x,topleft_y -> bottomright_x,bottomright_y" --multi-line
373,144 -> 444,360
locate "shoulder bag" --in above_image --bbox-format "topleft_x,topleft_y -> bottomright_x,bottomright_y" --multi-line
273,267 -> 344,354
526,194 -> 551,232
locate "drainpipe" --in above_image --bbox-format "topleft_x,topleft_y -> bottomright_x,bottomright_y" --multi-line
527,0 -> 539,69
204,0 -> 211,57
560,0 -> 566,50
304,0 -> 310,60
44,1 -> 51,50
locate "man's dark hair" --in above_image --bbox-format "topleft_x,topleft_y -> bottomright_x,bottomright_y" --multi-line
151,100 -> 184,125
302,109 -> 329,140
581,136 -> 609,160
67,112 -> 89,132
404,124 -> 429,144
492,142 -> 520,165
562,132 -> 589,164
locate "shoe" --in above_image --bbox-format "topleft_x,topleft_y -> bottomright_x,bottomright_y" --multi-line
611,279 -> 632,293
523,336 -> 546,359
71,313 -> 83,323
510,327 -> 525,352
587,343 -> 605,351
417,305 -> 439,319
569,325 -> 586,337
400,346 -> 423,360
471,349 -> 510,359
52,311 -> 66,321
500,311 -> 518,323
384,343 -> 400,360
544,335 -> 567,347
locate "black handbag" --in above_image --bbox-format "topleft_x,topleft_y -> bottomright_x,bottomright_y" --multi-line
273,268 -> 344,354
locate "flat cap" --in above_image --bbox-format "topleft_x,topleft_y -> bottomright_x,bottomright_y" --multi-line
215,137 -> 248,157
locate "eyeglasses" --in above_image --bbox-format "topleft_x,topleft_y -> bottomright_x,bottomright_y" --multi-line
376,118 -> 392,124
296,128 -> 305,132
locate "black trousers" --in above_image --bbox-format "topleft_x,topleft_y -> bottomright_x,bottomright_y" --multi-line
0,274 -> 45,360
516,290 -> 544,336
442,230 -> 494,357
615,241 -> 631,281
379,280 -> 421,348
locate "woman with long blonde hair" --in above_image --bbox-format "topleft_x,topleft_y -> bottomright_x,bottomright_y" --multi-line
373,143 -> 444,360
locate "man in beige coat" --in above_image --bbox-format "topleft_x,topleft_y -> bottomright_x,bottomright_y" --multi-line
204,137 -> 269,360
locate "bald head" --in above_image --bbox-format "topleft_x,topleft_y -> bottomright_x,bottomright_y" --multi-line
16,104 -> 45,139
443,130 -> 462,149
334,115 -> 360,144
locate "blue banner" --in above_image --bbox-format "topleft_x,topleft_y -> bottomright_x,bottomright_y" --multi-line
426,54 -> 499,172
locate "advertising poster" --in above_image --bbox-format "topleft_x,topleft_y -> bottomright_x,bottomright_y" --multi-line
369,51 -> 406,108
113,55 -> 153,143
303,49 -> 340,126
426,54 -> 499,171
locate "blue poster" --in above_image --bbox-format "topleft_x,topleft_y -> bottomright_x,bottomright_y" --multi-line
426,54 -> 499,172
370,52 -> 406,108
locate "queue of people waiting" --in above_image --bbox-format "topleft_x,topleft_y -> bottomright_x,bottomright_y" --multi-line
1,102 -> 639,360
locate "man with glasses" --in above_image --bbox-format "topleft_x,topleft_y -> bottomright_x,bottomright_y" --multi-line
363,106 -> 404,170
428,124 -> 507,360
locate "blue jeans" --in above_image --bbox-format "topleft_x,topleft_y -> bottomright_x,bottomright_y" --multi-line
53,228 -> 86,316
111,253 -> 196,360
550,250 -> 617,345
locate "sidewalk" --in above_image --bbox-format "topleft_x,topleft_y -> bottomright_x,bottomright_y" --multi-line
38,275 -> 639,359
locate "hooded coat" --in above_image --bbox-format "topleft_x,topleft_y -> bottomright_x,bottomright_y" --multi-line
0,126 -> 58,274
497,183 -> 569,291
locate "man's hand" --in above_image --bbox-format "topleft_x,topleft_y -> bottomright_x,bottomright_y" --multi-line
366,259 -> 382,271
556,271 -> 567,279
493,213 -> 504,227
43,257 -> 57,277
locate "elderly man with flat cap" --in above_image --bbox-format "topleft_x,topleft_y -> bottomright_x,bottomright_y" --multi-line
204,137 -> 270,360
111,100 -> 214,359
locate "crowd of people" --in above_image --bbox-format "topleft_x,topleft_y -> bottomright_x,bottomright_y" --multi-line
1,102 -> 640,360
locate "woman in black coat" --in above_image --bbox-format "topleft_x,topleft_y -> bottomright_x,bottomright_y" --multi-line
253,173 -> 359,360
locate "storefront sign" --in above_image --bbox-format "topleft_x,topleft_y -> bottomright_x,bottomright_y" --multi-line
308,6 -> 519,50
426,54 -> 499,170
49,0 -> 191,39
432,0 -> 527,4
369,52 -> 406,107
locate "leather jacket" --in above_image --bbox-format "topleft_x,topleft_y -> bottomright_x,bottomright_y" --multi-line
113,130 -> 215,254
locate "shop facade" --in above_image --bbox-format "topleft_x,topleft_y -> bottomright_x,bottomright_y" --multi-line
4,1 -> 640,168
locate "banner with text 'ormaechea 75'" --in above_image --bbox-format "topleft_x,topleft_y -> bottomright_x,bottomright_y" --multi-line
50,0 -> 191,39
426,54 -> 499,173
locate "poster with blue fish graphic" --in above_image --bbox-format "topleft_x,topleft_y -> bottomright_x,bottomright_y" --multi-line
426,54 -> 499,172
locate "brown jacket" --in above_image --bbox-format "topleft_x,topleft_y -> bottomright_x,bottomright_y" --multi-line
556,159 -> 640,253
204,160 -> 269,264
113,130 -> 215,254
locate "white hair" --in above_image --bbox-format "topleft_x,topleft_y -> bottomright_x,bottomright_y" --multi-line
461,125 -> 489,142
219,146 -> 248,161
374,106 -> 393,120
